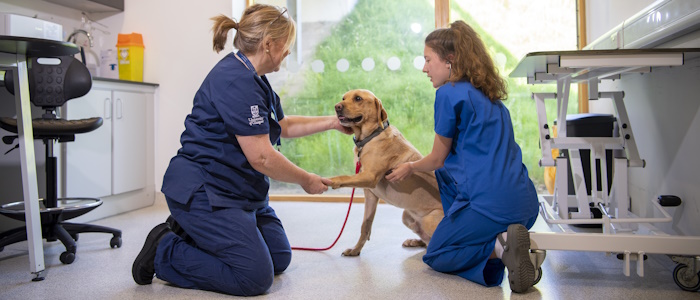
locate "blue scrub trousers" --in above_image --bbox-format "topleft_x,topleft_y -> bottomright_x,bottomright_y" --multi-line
154,187 -> 291,296
423,169 -> 537,287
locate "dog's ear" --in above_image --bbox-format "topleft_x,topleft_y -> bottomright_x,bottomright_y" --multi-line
375,97 -> 388,129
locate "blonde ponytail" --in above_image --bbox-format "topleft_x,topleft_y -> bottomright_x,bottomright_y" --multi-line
210,4 -> 295,55
211,15 -> 239,53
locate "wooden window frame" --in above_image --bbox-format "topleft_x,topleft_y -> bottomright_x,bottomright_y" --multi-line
577,0 -> 589,113
435,0 -> 450,29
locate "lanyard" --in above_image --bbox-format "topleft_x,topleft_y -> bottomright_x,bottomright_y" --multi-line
236,51 -> 281,148
236,50 -> 255,72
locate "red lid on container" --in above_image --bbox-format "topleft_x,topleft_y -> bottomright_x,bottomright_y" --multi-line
116,33 -> 144,47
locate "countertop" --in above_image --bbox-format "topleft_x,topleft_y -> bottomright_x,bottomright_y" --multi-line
93,77 -> 159,87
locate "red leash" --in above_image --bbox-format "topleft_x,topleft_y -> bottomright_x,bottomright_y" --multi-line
291,161 -> 361,251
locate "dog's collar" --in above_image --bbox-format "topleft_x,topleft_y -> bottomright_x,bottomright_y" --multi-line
353,120 -> 390,152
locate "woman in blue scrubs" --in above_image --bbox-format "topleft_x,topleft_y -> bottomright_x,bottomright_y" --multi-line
386,20 -> 540,293
132,5 -> 351,296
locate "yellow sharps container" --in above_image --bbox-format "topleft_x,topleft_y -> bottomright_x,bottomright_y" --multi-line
116,33 -> 144,81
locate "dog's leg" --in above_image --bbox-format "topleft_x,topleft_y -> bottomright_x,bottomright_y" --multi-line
329,173 -> 382,189
342,189 -> 380,256
420,209 -> 443,241
329,166 -> 385,189
401,210 -> 427,247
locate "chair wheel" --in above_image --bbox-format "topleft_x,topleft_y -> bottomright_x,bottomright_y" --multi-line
0,246 -> 4,252
110,236 -> 122,248
60,251 -> 75,264
533,267 -> 543,285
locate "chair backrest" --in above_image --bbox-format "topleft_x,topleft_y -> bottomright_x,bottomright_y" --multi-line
4,56 -> 92,112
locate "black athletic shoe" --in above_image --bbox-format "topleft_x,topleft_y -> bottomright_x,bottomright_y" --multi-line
132,222 -> 171,285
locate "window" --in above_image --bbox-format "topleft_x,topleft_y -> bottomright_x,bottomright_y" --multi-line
250,0 -> 577,196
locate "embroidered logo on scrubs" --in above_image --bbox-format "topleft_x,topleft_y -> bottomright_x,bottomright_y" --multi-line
248,105 -> 265,126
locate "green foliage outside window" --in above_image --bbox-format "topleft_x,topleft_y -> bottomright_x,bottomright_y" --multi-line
272,0 -> 577,193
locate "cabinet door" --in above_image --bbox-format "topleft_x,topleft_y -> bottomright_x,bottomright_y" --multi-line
112,90 -> 147,194
65,89 -> 113,198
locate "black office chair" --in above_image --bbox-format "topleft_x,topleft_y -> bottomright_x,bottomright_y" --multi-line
0,55 -> 121,264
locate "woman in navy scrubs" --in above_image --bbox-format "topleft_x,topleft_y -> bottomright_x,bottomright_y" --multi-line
132,4 -> 350,296
386,20 -> 540,293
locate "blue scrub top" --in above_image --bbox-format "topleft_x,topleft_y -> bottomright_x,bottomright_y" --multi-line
161,52 -> 285,210
434,81 -> 538,223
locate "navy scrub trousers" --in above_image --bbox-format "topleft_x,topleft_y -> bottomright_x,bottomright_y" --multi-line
154,187 -> 292,296
423,168 -> 537,287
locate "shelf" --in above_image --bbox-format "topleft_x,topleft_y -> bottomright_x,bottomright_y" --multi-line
45,0 -> 124,13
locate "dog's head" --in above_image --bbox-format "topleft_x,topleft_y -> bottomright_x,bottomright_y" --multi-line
334,89 -> 388,131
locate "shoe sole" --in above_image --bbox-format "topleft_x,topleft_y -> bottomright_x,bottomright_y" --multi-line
504,224 -> 535,293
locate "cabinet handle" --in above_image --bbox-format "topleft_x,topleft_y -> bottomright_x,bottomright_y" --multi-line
104,98 -> 111,119
116,98 -> 123,119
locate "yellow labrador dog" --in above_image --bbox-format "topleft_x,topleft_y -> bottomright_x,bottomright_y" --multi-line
328,89 -> 444,256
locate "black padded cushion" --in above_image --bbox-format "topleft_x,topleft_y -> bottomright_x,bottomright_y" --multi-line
0,117 -> 103,136
1,55 -> 99,138
4,56 -> 92,110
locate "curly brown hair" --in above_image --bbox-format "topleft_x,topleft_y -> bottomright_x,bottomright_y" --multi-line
425,20 -> 507,101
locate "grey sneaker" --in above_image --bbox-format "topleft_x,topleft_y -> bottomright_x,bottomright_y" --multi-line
498,224 -> 535,293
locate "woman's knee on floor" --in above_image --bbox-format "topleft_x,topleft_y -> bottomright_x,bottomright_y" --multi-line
423,244 -> 489,274
423,249 -> 460,273
241,271 -> 275,296
272,250 -> 292,274
218,264 -> 275,296
232,251 -> 290,295
211,248 -> 277,296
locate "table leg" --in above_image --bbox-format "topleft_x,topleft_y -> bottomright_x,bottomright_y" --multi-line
12,53 -> 45,279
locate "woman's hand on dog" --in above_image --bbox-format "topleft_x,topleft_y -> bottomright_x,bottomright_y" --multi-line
386,162 -> 415,182
330,117 -> 354,135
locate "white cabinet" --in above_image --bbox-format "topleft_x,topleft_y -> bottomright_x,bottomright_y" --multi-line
64,80 -> 154,198
112,90 -> 147,194
65,89 -> 111,197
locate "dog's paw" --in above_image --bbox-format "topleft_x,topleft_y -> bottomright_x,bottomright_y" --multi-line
341,248 -> 361,256
327,177 -> 342,189
402,239 -> 427,248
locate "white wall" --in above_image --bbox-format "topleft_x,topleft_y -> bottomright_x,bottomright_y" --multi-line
585,0 -> 700,236
115,0 -> 233,192
585,0 -> 657,45
585,0 -> 656,114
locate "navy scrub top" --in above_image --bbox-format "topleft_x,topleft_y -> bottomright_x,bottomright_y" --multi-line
434,81 -> 538,224
161,51 -> 284,210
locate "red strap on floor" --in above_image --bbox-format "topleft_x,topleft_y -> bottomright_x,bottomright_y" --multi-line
291,161 -> 361,251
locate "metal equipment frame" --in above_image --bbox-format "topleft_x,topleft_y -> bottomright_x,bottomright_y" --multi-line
510,49 -> 700,291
